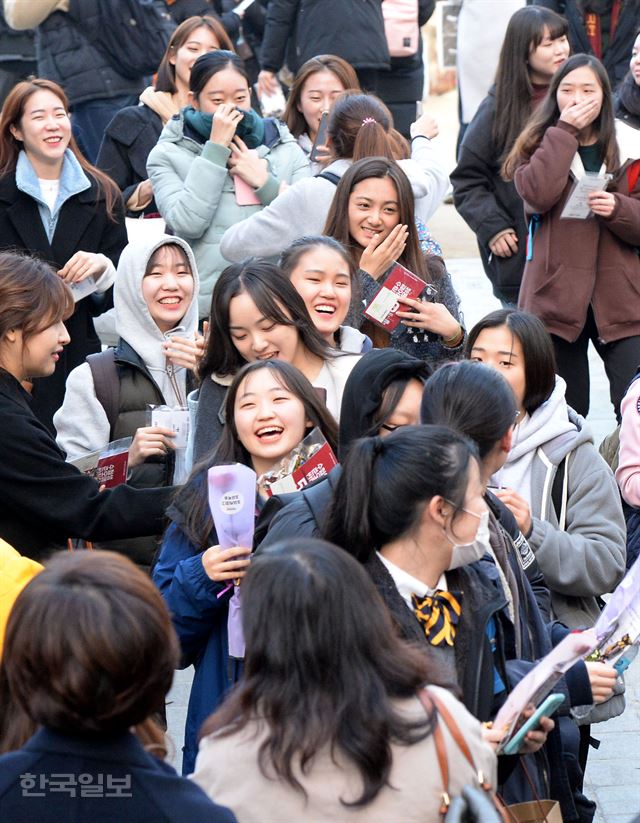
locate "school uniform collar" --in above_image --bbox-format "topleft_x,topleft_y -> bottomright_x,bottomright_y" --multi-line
15,149 -> 91,214
376,551 -> 447,609
22,727 -> 155,767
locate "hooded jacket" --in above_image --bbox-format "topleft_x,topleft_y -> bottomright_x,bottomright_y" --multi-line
147,111 -> 311,318
219,137 -> 450,263
495,378 -> 626,627
515,119 -> 640,344
55,234 -> 200,462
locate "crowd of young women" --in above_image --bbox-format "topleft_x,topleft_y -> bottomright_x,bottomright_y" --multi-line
0,9 -> 639,822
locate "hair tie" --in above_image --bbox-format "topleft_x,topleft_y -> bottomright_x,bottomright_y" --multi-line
361,117 -> 377,126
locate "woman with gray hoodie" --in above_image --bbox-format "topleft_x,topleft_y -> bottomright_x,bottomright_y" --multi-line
54,234 -> 202,569
467,308 -> 626,630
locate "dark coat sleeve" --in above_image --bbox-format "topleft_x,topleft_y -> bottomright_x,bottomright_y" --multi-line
192,379 -> 227,464
0,391 -> 173,557
259,0 -> 298,73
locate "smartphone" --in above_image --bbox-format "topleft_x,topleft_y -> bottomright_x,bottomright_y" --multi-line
256,84 -> 287,118
233,148 -> 262,206
310,110 -> 330,163
501,693 -> 565,756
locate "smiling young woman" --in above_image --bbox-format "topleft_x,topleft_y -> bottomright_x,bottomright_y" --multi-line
0,78 -> 126,431
53,235 -> 203,571
0,251 -> 176,562
153,358 -> 338,775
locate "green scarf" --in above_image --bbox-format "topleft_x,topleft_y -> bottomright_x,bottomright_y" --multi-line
182,106 -> 265,148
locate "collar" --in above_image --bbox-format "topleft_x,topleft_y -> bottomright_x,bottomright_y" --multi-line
22,727 -> 154,768
15,149 -> 90,212
376,551 -> 447,608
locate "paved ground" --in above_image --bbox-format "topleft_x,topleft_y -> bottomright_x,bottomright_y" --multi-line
165,89 -> 640,820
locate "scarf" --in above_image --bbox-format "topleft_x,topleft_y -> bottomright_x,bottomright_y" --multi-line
182,105 -> 266,148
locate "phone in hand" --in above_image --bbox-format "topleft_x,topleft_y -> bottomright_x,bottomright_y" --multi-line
501,693 -> 565,755
310,110 -> 330,163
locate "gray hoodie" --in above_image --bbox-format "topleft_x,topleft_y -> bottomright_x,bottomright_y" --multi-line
495,379 -> 626,628
54,235 -> 200,460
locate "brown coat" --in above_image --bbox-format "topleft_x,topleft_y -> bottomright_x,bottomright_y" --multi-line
515,120 -> 640,344
191,687 -> 497,823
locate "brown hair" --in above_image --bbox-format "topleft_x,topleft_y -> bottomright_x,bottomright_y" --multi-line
283,55 -> 360,138
324,157 -> 429,280
0,79 -> 121,219
502,54 -> 619,180
0,252 -> 74,355
3,551 -> 180,740
327,92 -> 401,162
155,15 -> 234,94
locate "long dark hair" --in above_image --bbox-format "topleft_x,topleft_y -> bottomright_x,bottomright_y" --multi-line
155,15 -> 234,94
200,538 -> 436,807
176,360 -> 338,549
0,79 -> 121,219
2,551 -> 178,752
493,6 -> 569,157
324,156 -> 430,280
466,309 -> 557,415
199,259 -> 334,380
421,361 -> 518,459
503,54 -> 620,180
324,425 -> 478,562
283,55 -> 360,138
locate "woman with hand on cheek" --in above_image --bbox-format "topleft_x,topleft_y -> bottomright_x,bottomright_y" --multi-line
279,235 -> 372,353
147,50 -> 310,323
0,78 -> 126,431
324,157 -> 465,365
153,359 -> 338,775
503,54 -> 640,420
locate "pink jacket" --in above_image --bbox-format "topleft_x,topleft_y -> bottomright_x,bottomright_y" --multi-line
616,376 -> 640,506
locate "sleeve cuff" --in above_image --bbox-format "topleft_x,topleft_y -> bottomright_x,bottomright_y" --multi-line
202,141 -> 231,167
256,174 -> 280,205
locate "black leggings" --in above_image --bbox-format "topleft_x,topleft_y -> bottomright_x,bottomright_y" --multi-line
551,307 -> 640,421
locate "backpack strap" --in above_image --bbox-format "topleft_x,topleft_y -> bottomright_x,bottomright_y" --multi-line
550,454 -> 570,530
315,170 -> 341,186
86,349 -> 120,441
627,160 -> 640,194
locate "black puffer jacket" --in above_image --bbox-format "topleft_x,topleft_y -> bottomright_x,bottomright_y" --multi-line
35,0 -> 153,107
451,88 -> 527,305
260,0 -> 390,74
530,0 -> 640,90
616,72 -> 640,130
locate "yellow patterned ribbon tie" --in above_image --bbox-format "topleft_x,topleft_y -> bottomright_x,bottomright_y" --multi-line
411,590 -> 462,646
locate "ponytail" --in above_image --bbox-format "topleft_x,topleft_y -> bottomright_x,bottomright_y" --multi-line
352,119 -> 395,162
324,426 -> 479,562
328,92 -> 399,161
324,436 -> 382,559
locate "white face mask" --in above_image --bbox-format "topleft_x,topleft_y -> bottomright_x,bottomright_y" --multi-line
447,509 -> 491,570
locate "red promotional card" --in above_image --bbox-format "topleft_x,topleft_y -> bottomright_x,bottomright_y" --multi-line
363,262 -> 428,331
95,450 -> 129,488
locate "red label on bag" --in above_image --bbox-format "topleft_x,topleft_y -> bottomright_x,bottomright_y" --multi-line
363,263 -> 428,331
